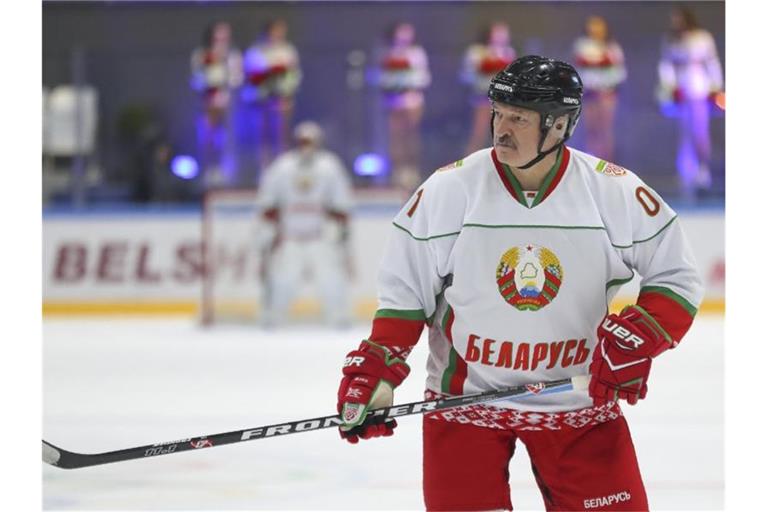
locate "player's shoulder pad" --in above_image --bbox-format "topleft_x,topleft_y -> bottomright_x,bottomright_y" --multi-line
570,148 -> 678,248
392,156 -> 472,240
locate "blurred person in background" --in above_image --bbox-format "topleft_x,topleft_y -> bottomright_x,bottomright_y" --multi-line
461,22 -> 517,154
573,15 -> 626,162
375,22 -> 431,192
657,6 -> 723,201
190,21 -> 243,187
242,19 -> 302,175
257,121 -> 353,328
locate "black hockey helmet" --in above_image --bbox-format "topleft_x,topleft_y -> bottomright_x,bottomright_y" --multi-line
488,55 -> 583,168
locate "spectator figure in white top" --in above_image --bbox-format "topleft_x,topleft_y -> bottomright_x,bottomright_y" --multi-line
242,19 -> 302,174
374,22 -> 431,192
573,16 -> 626,162
461,22 -> 517,154
257,121 -> 354,328
657,6 -> 724,201
190,21 -> 243,186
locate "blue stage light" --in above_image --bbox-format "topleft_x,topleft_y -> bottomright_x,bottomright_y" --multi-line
354,153 -> 387,176
171,155 -> 199,180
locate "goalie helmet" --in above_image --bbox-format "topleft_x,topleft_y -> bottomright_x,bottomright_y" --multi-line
293,121 -> 323,145
488,55 -> 584,168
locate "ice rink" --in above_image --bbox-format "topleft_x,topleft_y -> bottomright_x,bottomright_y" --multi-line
43,316 -> 723,510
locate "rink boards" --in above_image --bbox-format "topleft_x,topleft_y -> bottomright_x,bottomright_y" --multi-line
42,199 -> 725,318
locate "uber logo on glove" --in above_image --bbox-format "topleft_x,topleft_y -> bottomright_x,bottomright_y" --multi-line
601,319 -> 645,351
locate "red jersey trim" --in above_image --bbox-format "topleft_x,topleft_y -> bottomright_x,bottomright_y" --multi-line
490,147 -> 570,208
369,313 -> 425,348
491,149 -> 525,205
636,287 -> 697,345
438,306 -> 468,395
537,146 -> 570,205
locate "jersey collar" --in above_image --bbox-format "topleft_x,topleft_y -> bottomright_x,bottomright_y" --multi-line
491,146 -> 571,208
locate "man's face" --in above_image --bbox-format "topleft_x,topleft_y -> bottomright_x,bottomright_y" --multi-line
492,102 -> 542,167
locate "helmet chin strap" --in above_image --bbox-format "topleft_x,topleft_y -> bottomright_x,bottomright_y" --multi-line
516,140 -> 563,170
515,119 -> 571,170
491,110 -> 573,171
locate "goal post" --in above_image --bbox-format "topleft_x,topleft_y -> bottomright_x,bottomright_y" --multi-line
200,188 -> 265,325
199,186 -> 407,325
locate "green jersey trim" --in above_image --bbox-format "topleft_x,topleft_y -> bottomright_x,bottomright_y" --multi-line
531,147 -> 567,207
606,271 -> 635,290
639,285 -> 698,317
492,147 -> 569,209
463,223 -> 607,231
499,164 -> 527,206
611,217 -> 678,249
392,222 -> 461,241
374,309 -> 427,321
393,217 -> 677,250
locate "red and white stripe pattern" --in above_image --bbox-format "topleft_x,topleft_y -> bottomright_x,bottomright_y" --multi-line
424,390 -> 622,431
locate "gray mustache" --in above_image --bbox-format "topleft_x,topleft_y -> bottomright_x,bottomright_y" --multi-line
495,136 -> 517,148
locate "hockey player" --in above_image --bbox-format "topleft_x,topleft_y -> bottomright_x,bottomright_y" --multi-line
258,121 -> 353,327
336,56 -> 703,510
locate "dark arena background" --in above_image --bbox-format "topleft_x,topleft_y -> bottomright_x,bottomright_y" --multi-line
43,1 -> 724,199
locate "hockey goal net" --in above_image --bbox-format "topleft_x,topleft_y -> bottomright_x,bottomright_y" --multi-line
200,188 -> 265,325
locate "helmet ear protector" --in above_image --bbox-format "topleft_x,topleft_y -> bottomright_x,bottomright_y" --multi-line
488,55 -> 584,169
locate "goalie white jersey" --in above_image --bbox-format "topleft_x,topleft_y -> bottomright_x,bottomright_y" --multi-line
258,149 -> 352,240
368,146 -> 703,413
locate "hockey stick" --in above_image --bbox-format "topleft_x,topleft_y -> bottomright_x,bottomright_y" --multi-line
42,375 -> 589,470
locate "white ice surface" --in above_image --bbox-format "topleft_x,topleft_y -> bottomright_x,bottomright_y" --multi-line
43,317 -> 723,510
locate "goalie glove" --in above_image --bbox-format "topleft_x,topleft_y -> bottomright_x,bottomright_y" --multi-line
589,305 -> 674,406
336,340 -> 410,444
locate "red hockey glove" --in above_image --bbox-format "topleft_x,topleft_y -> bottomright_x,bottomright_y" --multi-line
337,340 -> 410,444
589,306 -> 673,406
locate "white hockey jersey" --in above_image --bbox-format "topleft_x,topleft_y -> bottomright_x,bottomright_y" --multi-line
368,147 -> 703,413
258,149 -> 352,241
